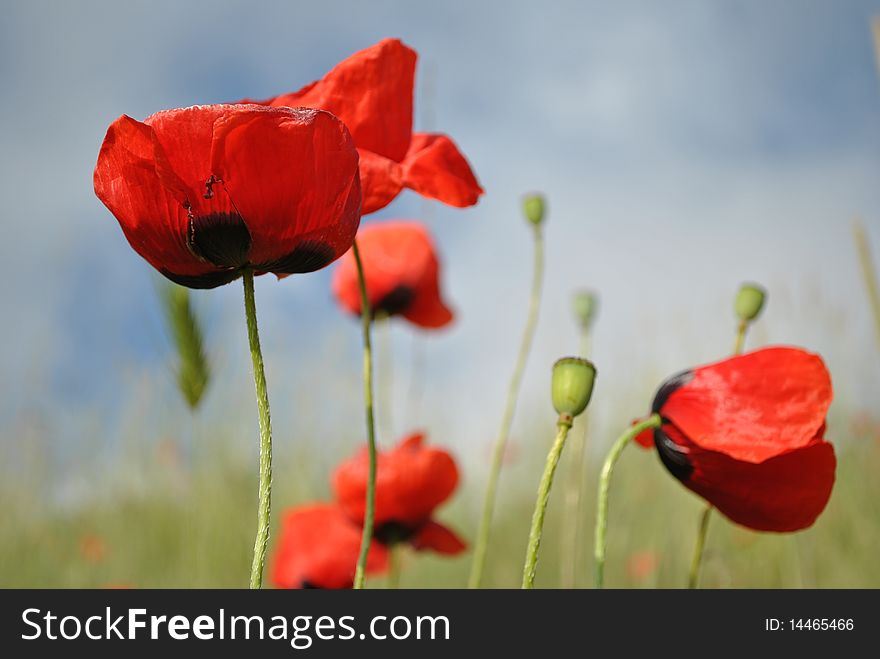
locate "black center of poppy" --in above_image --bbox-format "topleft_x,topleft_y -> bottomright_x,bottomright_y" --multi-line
651,369 -> 694,413
653,425 -> 694,482
374,285 -> 415,318
374,521 -> 416,546
300,580 -> 322,589
187,212 -> 252,269
256,240 -> 336,274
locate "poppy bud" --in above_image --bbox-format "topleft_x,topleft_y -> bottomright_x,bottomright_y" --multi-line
552,357 -> 596,420
572,290 -> 598,329
735,283 -> 766,322
523,193 -> 546,226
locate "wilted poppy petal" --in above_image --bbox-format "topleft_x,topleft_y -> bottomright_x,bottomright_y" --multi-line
659,347 -> 832,463
655,425 -> 836,532
259,39 -> 415,162
210,106 -> 361,272
411,520 -> 467,555
271,504 -> 388,590
333,432 -> 460,527
402,133 -> 483,208
93,114 -> 226,284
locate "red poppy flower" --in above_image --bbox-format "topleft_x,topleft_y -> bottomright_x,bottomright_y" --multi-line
633,347 -> 835,532
94,104 -> 362,288
331,221 -> 454,329
332,433 -> 466,555
243,38 -> 483,215
271,503 -> 388,589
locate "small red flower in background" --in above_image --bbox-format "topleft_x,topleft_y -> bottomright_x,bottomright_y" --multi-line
625,550 -> 658,581
79,534 -> 107,563
634,347 -> 835,532
333,433 -> 466,555
331,221 -> 454,329
245,38 -> 483,215
272,504 -> 388,589
94,105 -> 361,288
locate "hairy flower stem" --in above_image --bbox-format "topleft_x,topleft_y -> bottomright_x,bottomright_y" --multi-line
469,224 -> 545,589
352,240 -> 378,590
594,414 -> 662,589
243,269 -> 273,589
560,327 -> 592,588
854,220 -> 880,350
522,416 -> 573,588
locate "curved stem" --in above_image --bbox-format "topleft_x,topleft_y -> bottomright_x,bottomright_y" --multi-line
352,240 -> 378,590
523,416 -> 573,589
469,224 -> 545,589
594,414 -> 661,589
688,505 -> 712,589
560,327 -> 592,588
243,269 -> 273,590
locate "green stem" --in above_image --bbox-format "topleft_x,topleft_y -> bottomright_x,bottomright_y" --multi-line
523,416 -> 573,588
594,414 -> 662,589
854,220 -> 880,349
688,505 -> 712,589
469,224 -> 545,589
560,327 -> 592,588
732,319 -> 747,356
352,240 -> 378,590
243,269 -> 273,590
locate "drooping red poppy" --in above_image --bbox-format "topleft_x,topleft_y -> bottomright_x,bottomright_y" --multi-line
633,347 -> 835,532
243,38 -> 483,215
94,104 -> 362,288
332,433 -> 466,555
271,503 -> 388,589
331,221 -> 454,329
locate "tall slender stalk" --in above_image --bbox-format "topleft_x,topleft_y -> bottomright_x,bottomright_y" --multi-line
523,416 -> 573,588
687,505 -> 712,589
560,327 -> 592,588
352,240 -> 378,590
242,269 -> 273,590
469,223 -> 545,588
854,220 -> 880,349
594,414 -> 662,589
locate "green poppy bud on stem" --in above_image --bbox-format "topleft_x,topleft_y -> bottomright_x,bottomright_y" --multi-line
735,283 -> 766,322
523,193 -> 546,226
552,357 -> 596,422
572,290 -> 598,330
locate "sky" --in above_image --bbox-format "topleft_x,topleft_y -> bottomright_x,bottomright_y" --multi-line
2,0 -> 880,494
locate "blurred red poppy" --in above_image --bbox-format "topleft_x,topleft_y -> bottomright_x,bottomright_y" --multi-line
272,504 -> 388,589
633,347 -> 835,532
94,105 -> 361,289
333,433 -> 466,555
331,221 -> 454,329
244,38 -> 483,215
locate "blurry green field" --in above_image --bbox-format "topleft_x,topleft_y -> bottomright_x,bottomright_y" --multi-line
3,413 -> 878,589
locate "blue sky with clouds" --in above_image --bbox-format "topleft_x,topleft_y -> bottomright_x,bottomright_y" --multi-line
2,1 -> 880,481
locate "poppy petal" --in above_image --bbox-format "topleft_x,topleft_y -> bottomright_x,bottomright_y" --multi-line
258,39 -> 416,162
401,133 -> 483,208
357,149 -> 404,215
271,503 -> 388,590
632,419 -> 655,449
655,425 -> 836,532
659,347 -> 832,463
331,221 -> 454,329
333,432 -> 460,527
411,520 -> 467,555
210,106 -> 361,272
93,114 -> 223,283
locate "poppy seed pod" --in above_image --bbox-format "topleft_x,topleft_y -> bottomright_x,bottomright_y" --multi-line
735,283 -> 766,322
572,290 -> 598,329
552,357 -> 596,419
523,193 -> 546,226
